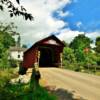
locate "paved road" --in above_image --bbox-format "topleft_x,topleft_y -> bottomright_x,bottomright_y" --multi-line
40,68 -> 100,100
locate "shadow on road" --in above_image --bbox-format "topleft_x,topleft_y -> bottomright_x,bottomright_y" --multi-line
45,86 -> 86,100
53,88 -> 74,100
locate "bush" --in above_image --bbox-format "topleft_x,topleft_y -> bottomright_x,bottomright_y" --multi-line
18,66 -> 27,75
0,69 -> 14,87
9,59 -> 18,68
0,83 -> 57,100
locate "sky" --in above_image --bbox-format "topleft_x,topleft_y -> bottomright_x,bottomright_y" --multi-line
0,0 -> 100,47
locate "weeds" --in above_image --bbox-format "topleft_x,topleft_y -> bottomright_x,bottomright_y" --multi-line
0,68 -> 57,100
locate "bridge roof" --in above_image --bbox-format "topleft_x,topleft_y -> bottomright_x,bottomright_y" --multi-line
25,35 -> 65,53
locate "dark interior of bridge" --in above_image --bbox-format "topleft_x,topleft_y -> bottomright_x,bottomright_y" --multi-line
39,47 -> 55,67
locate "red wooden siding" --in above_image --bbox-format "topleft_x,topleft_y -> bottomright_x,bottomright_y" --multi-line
23,48 -> 37,68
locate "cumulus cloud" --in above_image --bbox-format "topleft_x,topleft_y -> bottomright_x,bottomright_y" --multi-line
0,0 -> 71,45
57,28 -> 100,47
86,32 -> 100,48
57,28 -> 84,43
0,0 -> 99,46
86,31 -> 100,40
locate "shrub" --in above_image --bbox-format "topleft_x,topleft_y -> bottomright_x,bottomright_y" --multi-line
18,66 -> 27,75
0,69 -> 14,87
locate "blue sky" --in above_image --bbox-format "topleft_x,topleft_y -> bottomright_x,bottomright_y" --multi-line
0,0 -> 100,46
54,0 -> 100,32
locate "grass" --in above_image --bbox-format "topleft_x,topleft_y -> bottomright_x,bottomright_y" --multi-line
0,68 -> 57,100
0,83 -> 57,100
95,71 -> 100,76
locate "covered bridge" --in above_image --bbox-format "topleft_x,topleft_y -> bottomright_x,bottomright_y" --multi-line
22,35 -> 65,68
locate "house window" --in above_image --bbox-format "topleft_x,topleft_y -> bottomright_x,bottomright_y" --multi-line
18,54 -> 20,58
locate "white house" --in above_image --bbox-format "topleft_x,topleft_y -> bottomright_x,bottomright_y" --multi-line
9,47 -> 27,61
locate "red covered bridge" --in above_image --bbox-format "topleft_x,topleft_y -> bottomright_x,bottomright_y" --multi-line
22,35 -> 65,68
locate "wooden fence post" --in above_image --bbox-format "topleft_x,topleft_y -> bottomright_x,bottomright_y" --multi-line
60,53 -> 63,68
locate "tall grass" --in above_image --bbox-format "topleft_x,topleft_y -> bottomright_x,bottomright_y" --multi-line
0,69 -> 57,100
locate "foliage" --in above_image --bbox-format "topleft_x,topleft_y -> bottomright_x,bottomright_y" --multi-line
94,35 -> 100,66
84,52 -> 97,65
96,53 -> 100,65
62,43 -> 78,70
18,66 -> 27,75
0,0 -> 33,21
0,31 -> 15,49
70,34 -> 92,50
69,34 -> 92,62
0,23 -> 16,42
63,46 -> 76,64
0,23 -> 16,68
95,36 -> 100,53
0,50 -> 10,69
62,35 -> 99,73
0,83 -> 57,100
17,35 -> 21,47
0,68 -> 14,87
9,59 -> 20,68
22,44 -> 27,48
0,69 -> 57,100
75,49 -> 86,62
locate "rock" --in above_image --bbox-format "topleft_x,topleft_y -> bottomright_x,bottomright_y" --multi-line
73,93 -> 82,100
10,74 -> 31,84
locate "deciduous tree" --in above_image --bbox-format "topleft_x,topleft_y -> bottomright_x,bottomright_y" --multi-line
0,23 -> 16,68
69,34 -> 92,62
0,0 -> 33,21
95,36 -> 100,53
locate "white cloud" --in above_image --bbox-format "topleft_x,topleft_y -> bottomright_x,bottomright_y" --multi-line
76,21 -> 82,28
0,0 -> 99,47
86,32 -> 100,48
57,28 -> 84,43
46,16 -> 66,30
57,29 -> 100,46
0,0 -> 71,45
86,31 -> 100,40
58,11 -> 72,17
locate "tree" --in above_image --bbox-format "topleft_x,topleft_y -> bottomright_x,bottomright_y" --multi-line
0,23 -> 16,49
95,36 -> 100,65
0,23 -> 16,68
70,34 -> 92,50
95,36 -> 100,53
0,0 -> 33,21
17,35 -> 21,47
0,50 -> 10,69
22,44 -> 27,48
62,41 -> 77,70
84,51 -> 97,72
69,34 -> 92,62
63,47 -> 76,64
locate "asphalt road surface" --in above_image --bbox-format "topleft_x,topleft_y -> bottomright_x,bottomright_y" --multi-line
40,68 -> 100,100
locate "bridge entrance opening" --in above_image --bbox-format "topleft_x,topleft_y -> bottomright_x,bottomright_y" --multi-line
39,47 -> 54,67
